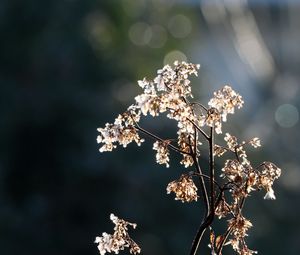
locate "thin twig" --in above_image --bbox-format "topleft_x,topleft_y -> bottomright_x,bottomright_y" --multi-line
190,126 -> 216,255
190,102 -> 208,111
187,117 -> 210,140
188,127 -> 210,255
209,127 -> 216,214
190,172 -> 222,190
133,124 -> 190,156
216,227 -> 233,255
187,132 -> 210,217
234,147 -> 241,163
190,213 -> 214,255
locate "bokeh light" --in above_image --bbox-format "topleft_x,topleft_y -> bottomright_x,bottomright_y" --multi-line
148,25 -> 167,48
85,12 -> 113,51
168,14 -> 192,39
129,22 -> 152,46
163,50 -> 187,65
275,104 -> 299,128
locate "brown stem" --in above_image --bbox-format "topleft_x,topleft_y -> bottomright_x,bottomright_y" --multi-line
209,127 -> 216,214
216,227 -> 232,255
187,118 -> 210,140
190,127 -> 216,255
190,102 -> 208,111
189,213 -> 214,255
134,125 -> 190,156
234,147 -> 241,163
187,131 -> 210,217
190,172 -> 222,190
238,183 -> 249,212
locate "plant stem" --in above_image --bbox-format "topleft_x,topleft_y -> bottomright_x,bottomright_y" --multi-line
216,227 -> 232,255
190,172 -> 221,190
134,125 -> 190,155
209,127 -> 215,215
194,156 -> 210,215
189,213 -> 214,255
188,132 -> 210,215
187,118 -> 209,140
190,127 -> 216,255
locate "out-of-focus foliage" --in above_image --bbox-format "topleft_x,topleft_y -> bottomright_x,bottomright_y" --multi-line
0,0 -> 299,255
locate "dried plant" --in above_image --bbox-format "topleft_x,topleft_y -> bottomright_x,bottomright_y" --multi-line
95,61 -> 281,255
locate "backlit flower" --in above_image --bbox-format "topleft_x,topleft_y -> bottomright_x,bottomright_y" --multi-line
167,174 -> 198,202
153,141 -> 170,168
95,214 -> 141,255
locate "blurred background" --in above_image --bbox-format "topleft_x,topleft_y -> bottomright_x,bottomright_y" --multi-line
0,0 -> 299,254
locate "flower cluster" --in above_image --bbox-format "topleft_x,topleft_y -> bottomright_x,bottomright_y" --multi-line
214,197 -> 231,219
211,132 -> 281,254
177,132 -> 196,167
217,133 -> 280,200
97,61 -> 200,167
154,60 -> 200,97
153,141 -> 170,168
95,214 -> 141,255
97,110 -> 144,152
227,216 -> 257,255
206,86 -> 244,133
258,162 -> 281,200
166,174 -> 198,202
96,61 -> 282,255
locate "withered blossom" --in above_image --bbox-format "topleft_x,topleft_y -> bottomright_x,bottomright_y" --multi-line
214,144 -> 227,157
96,61 -> 282,255
153,141 -> 170,167
221,159 -> 245,183
207,85 -> 244,134
97,111 -> 144,152
166,174 -> 198,202
177,132 -> 196,168
228,238 -> 257,255
246,172 -> 258,193
228,215 -> 252,238
205,107 -> 222,134
224,133 -> 238,151
249,137 -> 261,148
95,214 -> 141,255
215,198 -> 231,219
257,162 -> 281,200
263,187 -> 276,200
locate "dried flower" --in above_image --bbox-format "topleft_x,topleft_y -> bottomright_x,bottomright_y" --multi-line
257,162 -> 281,200
246,172 -> 258,193
228,238 -> 257,255
263,187 -> 276,200
249,137 -> 261,148
228,215 -> 252,238
207,85 -> 244,133
224,133 -> 238,151
95,214 -> 141,255
153,141 -> 170,167
177,132 -> 196,168
97,61 -> 281,255
167,174 -> 198,202
97,111 -> 144,152
214,144 -> 227,157
205,107 -> 222,134
221,159 -> 245,183
215,199 -> 231,219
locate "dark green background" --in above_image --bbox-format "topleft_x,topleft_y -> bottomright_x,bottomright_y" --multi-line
0,0 -> 299,254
